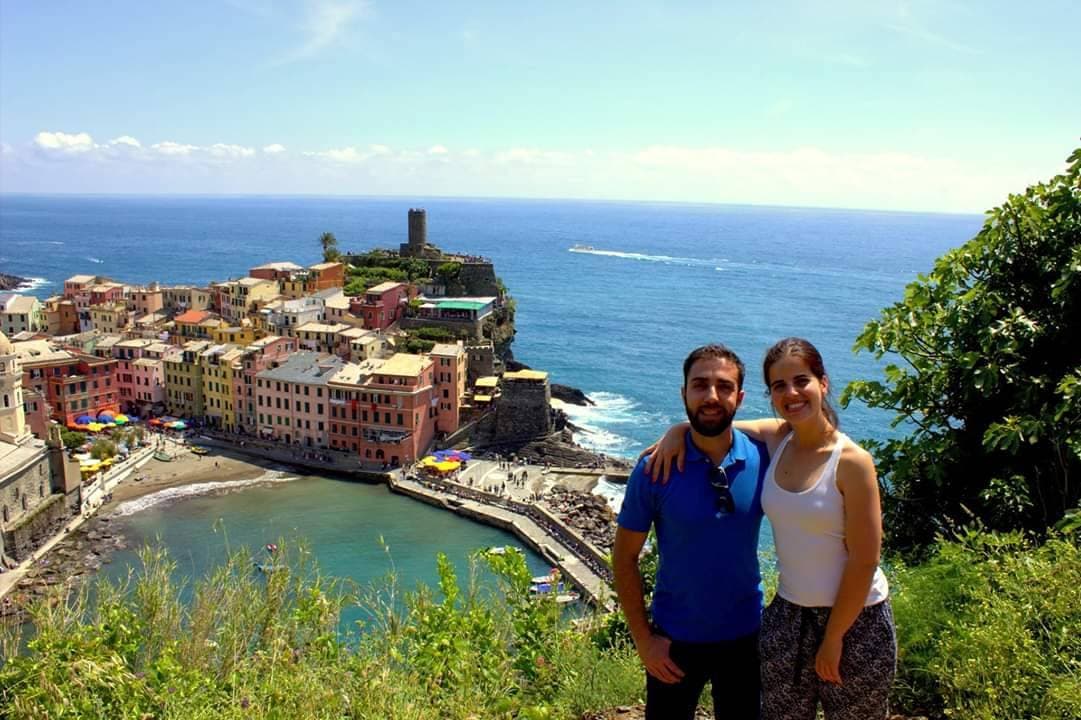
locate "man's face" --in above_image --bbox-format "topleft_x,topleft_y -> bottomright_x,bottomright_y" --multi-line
682,357 -> 745,437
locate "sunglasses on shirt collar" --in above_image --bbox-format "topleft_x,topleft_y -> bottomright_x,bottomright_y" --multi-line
708,465 -> 737,518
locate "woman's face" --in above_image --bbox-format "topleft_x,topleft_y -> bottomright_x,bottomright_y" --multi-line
767,353 -> 828,424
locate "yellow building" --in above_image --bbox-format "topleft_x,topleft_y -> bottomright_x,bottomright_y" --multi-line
210,321 -> 258,346
225,278 -> 279,322
201,344 -> 244,432
88,303 -> 131,335
163,341 -> 210,418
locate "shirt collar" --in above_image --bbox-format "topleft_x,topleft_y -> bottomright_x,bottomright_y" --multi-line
685,429 -> 748,468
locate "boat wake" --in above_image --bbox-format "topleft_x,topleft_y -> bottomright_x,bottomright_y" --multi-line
569,246 -> 721,268
111,468 -> 299,517
87,256 -> 104,264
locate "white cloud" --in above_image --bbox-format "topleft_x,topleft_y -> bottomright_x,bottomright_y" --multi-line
108,135 -> 142,149
6,129 -> 1064,213
152,141 -> 199,156
208,143 -> 256,158
34,131 -> 96,153
273,0 -> 368,65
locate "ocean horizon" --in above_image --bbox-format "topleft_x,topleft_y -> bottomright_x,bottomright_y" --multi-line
0,193 -> 984,586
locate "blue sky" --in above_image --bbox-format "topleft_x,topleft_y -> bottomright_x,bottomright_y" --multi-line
1,1 -> 1078,211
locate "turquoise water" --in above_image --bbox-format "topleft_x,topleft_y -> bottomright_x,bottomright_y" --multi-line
99,475 -> 551,627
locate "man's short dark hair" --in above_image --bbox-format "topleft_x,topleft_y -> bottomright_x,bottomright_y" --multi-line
682,344 -> 745,389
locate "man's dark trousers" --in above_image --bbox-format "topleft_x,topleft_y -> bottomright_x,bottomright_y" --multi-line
645,630 -> 760,720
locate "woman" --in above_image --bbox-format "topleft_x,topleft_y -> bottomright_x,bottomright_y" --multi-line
644,337 -> 896,720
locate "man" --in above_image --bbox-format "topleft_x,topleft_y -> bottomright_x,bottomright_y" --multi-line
614,344 -> 768,719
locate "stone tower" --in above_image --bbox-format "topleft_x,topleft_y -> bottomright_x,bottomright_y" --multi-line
400,208 -> 441,258
0,331 -> 30,445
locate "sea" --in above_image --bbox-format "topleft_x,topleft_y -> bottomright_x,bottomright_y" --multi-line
0,194 -> 984,594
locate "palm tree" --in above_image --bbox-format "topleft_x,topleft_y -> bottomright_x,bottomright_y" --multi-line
319,232 -> 340,262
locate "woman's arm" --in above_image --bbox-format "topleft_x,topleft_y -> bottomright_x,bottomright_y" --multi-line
815,443 -> 883,685
640,418 -> 789,482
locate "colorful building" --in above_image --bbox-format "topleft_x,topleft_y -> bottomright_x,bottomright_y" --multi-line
162,286 -> 211,315
249,261 -> 302,283
163,341 -> 210,418
88,302 -> 131,335
0,294 -> 45,336
235,335 -> 297,433
18,349 -> 119,426
352,281 -> 411,331
201,344 -> 244,432
254,351 -> 341,447
430,342 -> 466,435
329,353 -> 436,466
294,322 -> 350,355
129,285 -> 165,318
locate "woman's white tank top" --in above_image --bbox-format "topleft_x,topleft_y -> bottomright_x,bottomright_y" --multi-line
761,431 -> 889,608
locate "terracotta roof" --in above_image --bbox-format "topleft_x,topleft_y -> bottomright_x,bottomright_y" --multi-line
175,310 -> 210,324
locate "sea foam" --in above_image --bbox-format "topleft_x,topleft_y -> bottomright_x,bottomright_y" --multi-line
569,246 -> 722,268
111,468 -> 299,517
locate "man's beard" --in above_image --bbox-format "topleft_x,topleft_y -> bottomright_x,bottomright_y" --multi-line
685,401 -> 734,437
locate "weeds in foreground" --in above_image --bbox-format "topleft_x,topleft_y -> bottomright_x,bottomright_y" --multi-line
2,530 -> 1078,719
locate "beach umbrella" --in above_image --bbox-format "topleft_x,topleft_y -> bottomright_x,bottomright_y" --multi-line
456,451 -> 472,461
87,422 -> 105,433
114,414 -> 129,425
434,460 -> 460,473
172,421 -> 187,430
149,418 -> 163,426
98,412 -> 115,423
76,415 -> 94,425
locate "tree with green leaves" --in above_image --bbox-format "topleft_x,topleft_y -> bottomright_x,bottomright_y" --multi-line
318,231 -> 341,262
843,146 -> 1081,556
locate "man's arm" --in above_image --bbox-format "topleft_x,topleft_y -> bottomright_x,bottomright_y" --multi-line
613,526 -> 684,684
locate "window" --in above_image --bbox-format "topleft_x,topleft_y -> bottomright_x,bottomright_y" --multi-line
396,413 -> 403,425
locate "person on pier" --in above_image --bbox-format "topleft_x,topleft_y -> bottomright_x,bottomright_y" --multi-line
613,344 -> 768,719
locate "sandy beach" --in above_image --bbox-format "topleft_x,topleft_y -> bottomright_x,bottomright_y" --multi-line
104,437 -> 281,508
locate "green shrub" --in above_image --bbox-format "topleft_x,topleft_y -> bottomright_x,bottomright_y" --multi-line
60,429 -> 86,449
890,530 -> 1081,719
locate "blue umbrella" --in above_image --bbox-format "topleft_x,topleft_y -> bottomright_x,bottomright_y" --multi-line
76,415 -> 94,425
98,412 -> 115,423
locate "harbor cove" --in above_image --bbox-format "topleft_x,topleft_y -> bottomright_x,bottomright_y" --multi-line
0,198 -> 981,619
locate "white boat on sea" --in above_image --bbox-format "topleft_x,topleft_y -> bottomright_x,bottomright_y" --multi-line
569,244 -> 595,252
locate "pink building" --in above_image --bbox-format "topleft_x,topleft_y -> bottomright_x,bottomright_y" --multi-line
111,338 -> 166,415
89,283 -> 125,307
351,282 -> 411,331
129,285 -> 164,318
237,335 -> 296,433
249,261 -> 302,283
329,353 -> 436,466
430,342 -> 466,436
254,351 -> 341,447
131,357 -> 165,408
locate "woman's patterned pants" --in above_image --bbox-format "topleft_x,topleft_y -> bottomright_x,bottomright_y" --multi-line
760,596 -> 896,720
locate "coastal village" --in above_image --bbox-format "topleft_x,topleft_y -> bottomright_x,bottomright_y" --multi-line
0,209 -> 626,621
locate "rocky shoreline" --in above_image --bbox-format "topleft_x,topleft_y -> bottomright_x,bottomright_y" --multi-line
0,272 -> 32,291
542,485 -> 616,551
1,516 -> 128,625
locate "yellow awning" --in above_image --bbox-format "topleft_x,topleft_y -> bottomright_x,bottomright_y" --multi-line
474,394 -> 493,403
475,376 -> 499,388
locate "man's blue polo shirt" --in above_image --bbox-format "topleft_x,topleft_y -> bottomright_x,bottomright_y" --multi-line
618,429 -> 768,643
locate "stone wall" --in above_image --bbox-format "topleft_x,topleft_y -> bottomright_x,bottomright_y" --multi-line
2,493 -> 67,561
465,341 -> 495,383
399,316 -> 484,340
473,377 -> 552,444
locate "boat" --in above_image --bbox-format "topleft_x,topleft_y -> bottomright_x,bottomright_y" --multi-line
254,562 -> 284,574
486,546 -> 508,555
531,570 -> 560,584
153,451 -> 173,462
190,446 -> 209,455
555,592 -> 580,604
569,244 -> 595,252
